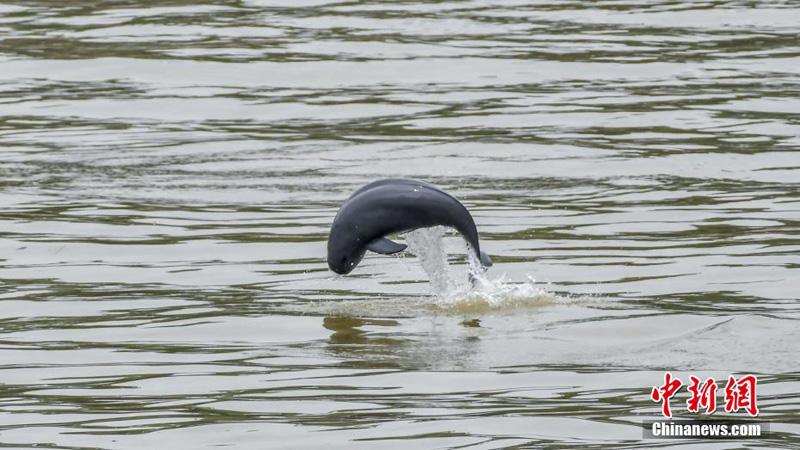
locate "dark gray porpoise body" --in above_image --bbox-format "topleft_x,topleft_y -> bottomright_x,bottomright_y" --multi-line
327,178 -> 492,275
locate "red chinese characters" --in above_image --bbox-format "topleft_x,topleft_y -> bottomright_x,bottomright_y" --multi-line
651,372 -> 683,418
686,375 -> 717,414
724,375 -> 759,417
651,373 -> 759,418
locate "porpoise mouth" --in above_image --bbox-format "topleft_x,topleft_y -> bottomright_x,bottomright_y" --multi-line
331,266 -> 351,275
328,257 -> 355,275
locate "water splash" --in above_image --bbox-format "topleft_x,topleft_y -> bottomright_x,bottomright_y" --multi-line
403,226 -> 456,294
404,227 -> 573,313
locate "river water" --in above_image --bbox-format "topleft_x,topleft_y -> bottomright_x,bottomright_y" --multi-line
1,1 -> 799,448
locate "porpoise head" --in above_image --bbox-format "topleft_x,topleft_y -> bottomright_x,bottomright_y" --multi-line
327,223 -> 367,275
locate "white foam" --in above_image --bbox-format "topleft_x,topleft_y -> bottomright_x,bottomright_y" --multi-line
404,227 -> 579,313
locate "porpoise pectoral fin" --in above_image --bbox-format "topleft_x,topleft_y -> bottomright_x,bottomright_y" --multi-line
366,237 -> 407,255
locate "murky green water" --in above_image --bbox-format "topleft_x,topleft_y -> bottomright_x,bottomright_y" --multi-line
1,1 -> 799,448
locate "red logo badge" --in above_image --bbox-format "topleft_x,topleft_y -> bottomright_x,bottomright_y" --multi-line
651,374 -> 759,418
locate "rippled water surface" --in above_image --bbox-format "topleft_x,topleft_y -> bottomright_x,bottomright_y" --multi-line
1,1 -> 799,448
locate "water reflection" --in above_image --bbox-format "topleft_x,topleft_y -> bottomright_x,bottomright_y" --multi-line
324,316 -> 402,346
